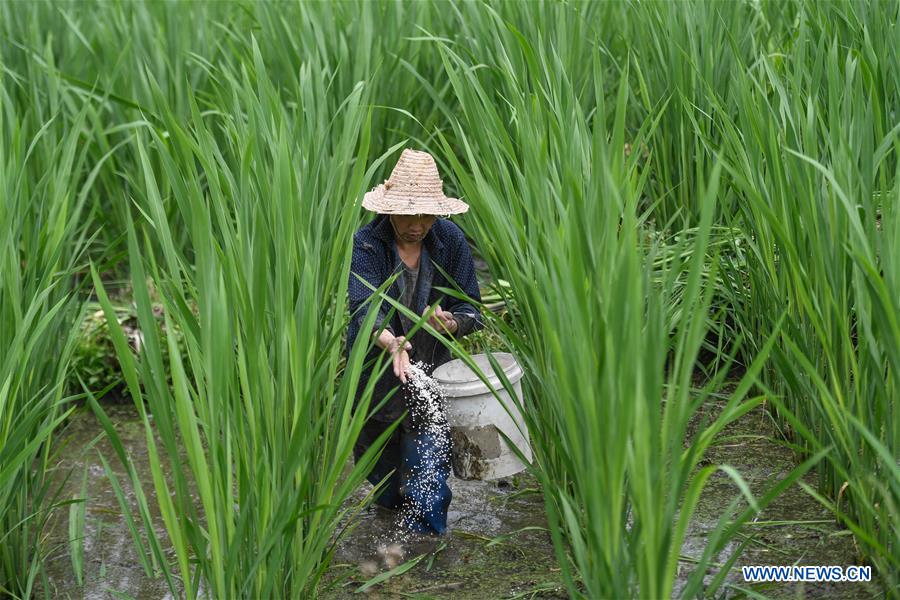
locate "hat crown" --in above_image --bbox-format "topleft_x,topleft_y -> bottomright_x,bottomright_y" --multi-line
384,149 -> 442,193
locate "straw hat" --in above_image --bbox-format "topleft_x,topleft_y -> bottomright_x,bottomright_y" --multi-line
362,148 -> 469,215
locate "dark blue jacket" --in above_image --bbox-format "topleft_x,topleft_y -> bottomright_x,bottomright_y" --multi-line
346,213 -> 484,421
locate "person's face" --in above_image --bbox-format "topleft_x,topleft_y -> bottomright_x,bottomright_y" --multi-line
389,213 -> 437,244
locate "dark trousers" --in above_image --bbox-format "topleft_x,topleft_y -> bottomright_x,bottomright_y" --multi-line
353,415 -> 453,535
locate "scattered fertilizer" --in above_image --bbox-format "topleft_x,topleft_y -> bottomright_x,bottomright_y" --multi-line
379,360 -> 452,545
405,361 -> 449,436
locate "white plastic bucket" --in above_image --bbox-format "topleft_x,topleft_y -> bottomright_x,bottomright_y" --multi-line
433,352 -> 532,480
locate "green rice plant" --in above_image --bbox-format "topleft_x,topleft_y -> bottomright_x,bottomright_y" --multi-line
4,1 -> 896,595
617,1 -> 766,224
68,467 -> 88,586
88,40 -> 401,597
67,303 -> 131,397
0,1 -> 465,278
408,13 -> 818,597
0,80 -> 97,596
706,8 -> 900,589
0,0 -> 223,268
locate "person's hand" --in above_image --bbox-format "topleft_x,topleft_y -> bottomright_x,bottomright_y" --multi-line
423,304 -> 458,335
374,329 -> 413,382
387,335 -> 413,383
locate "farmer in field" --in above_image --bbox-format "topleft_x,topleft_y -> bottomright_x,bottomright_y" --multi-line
346,148 -> 484,535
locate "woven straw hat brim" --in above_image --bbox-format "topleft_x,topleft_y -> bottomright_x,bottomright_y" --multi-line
361,147 -> 470,215
362,184 -> 470,215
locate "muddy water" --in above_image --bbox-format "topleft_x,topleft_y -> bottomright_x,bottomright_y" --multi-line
41,404 -> 173,599
42,399 -> 877,599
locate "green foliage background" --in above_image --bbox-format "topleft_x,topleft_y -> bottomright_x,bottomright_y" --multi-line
0,0 -> 897,597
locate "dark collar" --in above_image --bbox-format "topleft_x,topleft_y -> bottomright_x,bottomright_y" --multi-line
370,213 -> 445,252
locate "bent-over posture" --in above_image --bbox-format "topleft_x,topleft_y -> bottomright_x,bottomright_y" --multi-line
346,148 -> 483,535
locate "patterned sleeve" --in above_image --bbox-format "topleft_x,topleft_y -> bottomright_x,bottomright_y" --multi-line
348,236 -> 393,353
445,230 -> 485,339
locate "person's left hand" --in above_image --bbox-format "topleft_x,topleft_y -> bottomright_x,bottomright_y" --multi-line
423,304 -> 458,335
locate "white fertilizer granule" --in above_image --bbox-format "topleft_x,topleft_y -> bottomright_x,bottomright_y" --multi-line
405,361 -> 449,435
383,360 -> 452,542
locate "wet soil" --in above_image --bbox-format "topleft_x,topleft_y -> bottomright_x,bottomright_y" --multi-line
318,475 -> 564,599
38,404 -> 561,600
39,396 -> 879,599
40,404 -> 173,599
681,396 -> 879,599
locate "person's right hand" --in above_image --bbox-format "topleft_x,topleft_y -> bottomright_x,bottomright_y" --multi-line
387,335 -> 413,383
